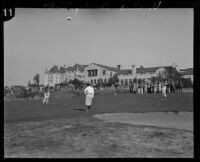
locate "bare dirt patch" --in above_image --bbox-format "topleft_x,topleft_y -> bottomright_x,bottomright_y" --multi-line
4,116 -> 193,158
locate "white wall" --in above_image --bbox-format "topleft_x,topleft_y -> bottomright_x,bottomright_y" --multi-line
183,75 -> 193,82
84,63 -> 117,84
44,73 -> 48,86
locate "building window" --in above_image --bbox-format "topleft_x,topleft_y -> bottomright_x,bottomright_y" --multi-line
121,79 -> 123,84
88,69 -> 98,77
91,79 -> 93,84
95,69 -> 98,76
88,70 -> 91,77
94,79 -> 96,84
102,69 -> 106,75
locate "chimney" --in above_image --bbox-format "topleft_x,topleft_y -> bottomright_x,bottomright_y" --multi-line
132,65 -> 136,74
172,62 -> 176,68
45,67 -> 48,74
117,65 -> 121,70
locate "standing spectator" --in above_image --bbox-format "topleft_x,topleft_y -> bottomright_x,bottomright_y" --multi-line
167,81 -> 170,93
147,83 -> 150,93
142,82 -> 145,94
171,80 -> 175,93
133,83 -> 137,93
158,82 -> 162,93
161,81 -> 167,101
138,83 -> 142,94
144,83 -> 148,94
151,83 -> 154,94
154,82 -> 157,94
84,83 -> 94,112
129,82 -> 134,93
180,80 -> 183,93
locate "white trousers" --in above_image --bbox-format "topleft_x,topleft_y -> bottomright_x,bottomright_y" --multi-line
43,97 -> 49,104
85,93 -> 93,106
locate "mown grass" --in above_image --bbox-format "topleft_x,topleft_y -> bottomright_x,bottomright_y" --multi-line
4,117 -> 193,158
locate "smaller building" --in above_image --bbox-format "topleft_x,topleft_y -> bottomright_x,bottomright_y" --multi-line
45,64 -> 87,87
179,68 -> 193,83
118,65 -> 175,85
45,65 -> 61,87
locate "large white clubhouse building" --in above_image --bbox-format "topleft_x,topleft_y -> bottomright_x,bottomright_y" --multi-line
84,63 -> 177,85
45,63 -> 193,87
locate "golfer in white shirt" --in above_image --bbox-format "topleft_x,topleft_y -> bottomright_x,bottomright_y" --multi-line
84,83 -> 94,112
43,86 -> 50,105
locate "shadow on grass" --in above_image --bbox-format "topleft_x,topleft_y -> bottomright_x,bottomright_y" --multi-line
73,108 -> 87,112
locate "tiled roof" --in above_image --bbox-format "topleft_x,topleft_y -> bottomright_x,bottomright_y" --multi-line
49,65 -> 59,73
48,64 -> 183,75
59,66 -> 67,73
179,68 -> 193,75
49,64 -> 88,74
118,69 -> 132,74
92,63 -> 119,72
66,64 -> 88,72
92,63 -> 173,75
136,66 -> 172,73
117,66 -> 172,75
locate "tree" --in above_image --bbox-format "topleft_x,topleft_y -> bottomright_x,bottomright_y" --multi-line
28,80 -> 31,86
108,73 -> 119,87
151,77 -> 156,83
33,73 -> 40,86
167,67 -> 181,81
68,78 -> 83,89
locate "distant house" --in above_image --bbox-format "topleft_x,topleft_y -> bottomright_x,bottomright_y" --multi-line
65,64 -> 87,82
45,65 -> 61,87
179,68 -> 193,83
45,64 -> 87,87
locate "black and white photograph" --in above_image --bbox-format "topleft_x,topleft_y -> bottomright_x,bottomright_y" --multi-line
3,1 -> 196,158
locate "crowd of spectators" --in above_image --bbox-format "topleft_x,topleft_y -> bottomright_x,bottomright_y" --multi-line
4,85 -> 44,97
128,80 -> 183,94
4,79 -> 186,100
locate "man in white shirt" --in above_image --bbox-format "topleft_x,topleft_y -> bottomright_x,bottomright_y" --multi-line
84,83 -> 94,112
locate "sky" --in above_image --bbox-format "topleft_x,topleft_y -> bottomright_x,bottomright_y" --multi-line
4,8 -> 193,86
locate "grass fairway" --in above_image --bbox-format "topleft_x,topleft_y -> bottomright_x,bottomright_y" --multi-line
4,92 -> 193,158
